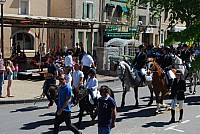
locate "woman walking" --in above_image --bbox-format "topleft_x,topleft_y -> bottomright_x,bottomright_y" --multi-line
6,60 -> 15,97
169,70 -> 186,123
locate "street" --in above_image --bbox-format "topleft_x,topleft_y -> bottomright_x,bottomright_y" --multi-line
0,80 -> 200,134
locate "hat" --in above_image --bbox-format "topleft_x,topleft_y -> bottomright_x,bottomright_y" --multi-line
88,68 -> 96,75
164,46 -> 170,51
139,45 -> 144,49
182,44 -> 188,48
176,70 -> 183,75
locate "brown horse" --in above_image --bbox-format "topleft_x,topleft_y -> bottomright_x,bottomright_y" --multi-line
146,58 -> 169,113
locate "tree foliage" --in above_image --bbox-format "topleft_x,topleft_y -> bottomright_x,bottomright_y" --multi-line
141,0 -> 200,44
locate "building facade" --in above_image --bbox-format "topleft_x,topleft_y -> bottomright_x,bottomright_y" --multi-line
50,0 -> 100,53
3,0 -> 49,58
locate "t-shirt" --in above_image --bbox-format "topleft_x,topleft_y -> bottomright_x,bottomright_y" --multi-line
81,54 -> 94,67
98,96 -> 116,127
47,63 -> 57,80
72,70 -> 84,87
57,84 -> 72,112
65,74 -> 72,87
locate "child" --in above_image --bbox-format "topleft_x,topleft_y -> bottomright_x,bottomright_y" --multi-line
169,70 -> 186,123
13,63 -> 19,80
64,66 -> 72,87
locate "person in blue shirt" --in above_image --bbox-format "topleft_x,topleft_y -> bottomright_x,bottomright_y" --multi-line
98,85 -> 117,134
53,74 -> 82,134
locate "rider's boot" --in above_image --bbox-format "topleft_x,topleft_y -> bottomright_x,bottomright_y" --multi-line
169,109 -> 175,123
179,109 -> 183,122
140,75 -> 146,87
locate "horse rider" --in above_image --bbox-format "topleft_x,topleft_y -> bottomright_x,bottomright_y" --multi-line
169,70 -> 186,123
132,45 -> 147,86
180,44 -> 191,72
160,46 -> 174,89
85,68 -> 99,106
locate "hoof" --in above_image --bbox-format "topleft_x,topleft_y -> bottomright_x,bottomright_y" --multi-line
155,110 -> 161,115
193,91 -> 196,95
147,101 -> 153,106
121,103 -> 125,109
90,120 -> 96,126
134,104 -> 139,109
189,88 -> 192,93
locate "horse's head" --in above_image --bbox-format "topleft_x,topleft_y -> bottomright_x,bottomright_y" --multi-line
146,58 -> 156,72
113,61 -> 126,81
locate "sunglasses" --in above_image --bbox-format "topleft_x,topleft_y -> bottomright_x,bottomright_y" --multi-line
59,78 -> 65,81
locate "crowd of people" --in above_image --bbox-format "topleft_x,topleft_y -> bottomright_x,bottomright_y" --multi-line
41,42 -> 116,134
0,52 -> 19,98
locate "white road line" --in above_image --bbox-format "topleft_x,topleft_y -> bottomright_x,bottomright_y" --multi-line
165,125 -> 184,133
181,120 -> 190,124
196,115 -> 200,118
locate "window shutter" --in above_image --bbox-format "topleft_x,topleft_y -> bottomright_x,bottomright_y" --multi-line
92,3 -> 95,20
83,2 -> 87,19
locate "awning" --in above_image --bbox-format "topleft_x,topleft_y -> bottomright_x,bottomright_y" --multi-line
117,5 -> 128,13
106,32 -> 132,38
106,3 -> 115,8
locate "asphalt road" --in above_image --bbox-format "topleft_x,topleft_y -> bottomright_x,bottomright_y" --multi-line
0,80 -> 200,134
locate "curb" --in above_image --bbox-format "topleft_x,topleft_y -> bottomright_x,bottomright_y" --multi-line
0,78 -> 119,105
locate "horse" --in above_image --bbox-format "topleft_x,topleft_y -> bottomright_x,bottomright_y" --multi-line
73,85 -> 115,128
146,58 -> 169,113
114,60 -> 154,109
173,55 -> 197,94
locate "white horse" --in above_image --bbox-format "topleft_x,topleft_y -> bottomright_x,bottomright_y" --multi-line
114,60 -> 169,114
173,55 -> 197,94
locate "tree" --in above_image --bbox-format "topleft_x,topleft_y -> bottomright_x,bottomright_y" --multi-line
142,0 -> 200,45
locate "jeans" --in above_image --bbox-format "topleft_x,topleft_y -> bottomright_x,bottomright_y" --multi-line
0,75 -> 3,96
98,127 -> 111,134
44,79 -> 56,104
53,111 -> 81,134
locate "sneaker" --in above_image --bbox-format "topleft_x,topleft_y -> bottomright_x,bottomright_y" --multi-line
0,96 -> 5,98
48,102 -> 53,108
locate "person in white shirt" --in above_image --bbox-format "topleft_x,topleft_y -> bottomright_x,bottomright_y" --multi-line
64,51 -> 73,69
81,52 -> 96,83
72,63 -> 84,89
64,66 -> 72,87
85,68 -> 98,106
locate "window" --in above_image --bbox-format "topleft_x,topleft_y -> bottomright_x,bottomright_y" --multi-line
83,2 -> 95,19
139,16 -> 146,25
19,0 -> 30,15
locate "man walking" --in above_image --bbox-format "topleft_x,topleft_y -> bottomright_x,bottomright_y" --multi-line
53,74 -> 82,134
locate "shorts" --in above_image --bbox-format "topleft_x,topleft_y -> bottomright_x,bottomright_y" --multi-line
13,72 -> 18,77
7,74 -> 13,80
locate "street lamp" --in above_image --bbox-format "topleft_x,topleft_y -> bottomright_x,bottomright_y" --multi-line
0,0 -> 6,60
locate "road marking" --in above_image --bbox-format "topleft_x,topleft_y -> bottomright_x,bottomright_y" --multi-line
181,120 -> 190,124
165,125 -> 184,133
196,115 -> 200,118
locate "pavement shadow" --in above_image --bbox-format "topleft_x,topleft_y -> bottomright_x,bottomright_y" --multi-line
116,107 -> 157,123
10,106 -> 47,113
185,95 -> 200,105
142,121 -> 170,128
20,118 -> 54,130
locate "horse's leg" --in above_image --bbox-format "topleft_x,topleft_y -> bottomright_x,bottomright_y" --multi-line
121,88 -> 127,108
193,74 -> 197,94
90,106 -> 97,125
155,93 -> 160,114
147,84 -> 154,106
134,87 -> 139,108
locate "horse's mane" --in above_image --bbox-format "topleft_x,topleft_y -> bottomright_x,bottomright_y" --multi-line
119,61 -> 135,84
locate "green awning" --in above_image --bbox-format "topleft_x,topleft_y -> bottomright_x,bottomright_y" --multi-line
117,5 -> 128,13
106,3 -> 115,8
106,32 -> 132,38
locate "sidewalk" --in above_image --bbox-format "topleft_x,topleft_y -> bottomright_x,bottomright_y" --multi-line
0,74 -> 118,104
